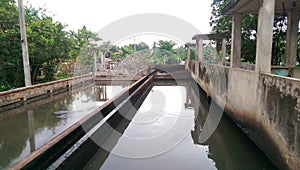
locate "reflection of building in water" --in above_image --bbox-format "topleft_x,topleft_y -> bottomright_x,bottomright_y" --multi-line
188,86 -> 209,145
27,110 -> 36,152
188,85 -> 276,170
184,86 -> 193,109
96,85 -> 108,101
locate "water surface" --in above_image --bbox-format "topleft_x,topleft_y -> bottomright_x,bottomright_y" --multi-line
0,84 -> 125,169
83,84 -> 277,170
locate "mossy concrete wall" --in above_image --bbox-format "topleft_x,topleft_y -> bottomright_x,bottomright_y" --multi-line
0,74 -> 93,111
187,60 -> 300,170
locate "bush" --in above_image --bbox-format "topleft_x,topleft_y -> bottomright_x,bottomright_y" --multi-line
0,81 -> 12,92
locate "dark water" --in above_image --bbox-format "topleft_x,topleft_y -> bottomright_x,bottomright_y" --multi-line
82,83 -> 277,170
0,81 -> 277,170
0,84 -> 125,169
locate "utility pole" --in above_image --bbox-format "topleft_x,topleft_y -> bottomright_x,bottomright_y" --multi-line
18,0 -> 32,86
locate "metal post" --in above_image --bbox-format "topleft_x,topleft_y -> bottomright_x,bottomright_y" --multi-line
18,0 -> 32,86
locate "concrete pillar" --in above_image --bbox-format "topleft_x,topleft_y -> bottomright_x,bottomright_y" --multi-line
186,46 -> 191,70
285,10 -> 300,67
231,14 -> 242,68
195,40 -> 199,62
255,0 -> 275,73
222,38 -> 227,66
199,39 -> 204,62
195,39 -> 204,62
99,51 -> 105,72
195,60 -> 200,77
187,46 -> 191,60
216,40 -> 221,63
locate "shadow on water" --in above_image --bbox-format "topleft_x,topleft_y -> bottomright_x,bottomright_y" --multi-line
56,80 -> 277,170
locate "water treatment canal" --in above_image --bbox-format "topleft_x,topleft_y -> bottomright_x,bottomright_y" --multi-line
0,80 -> 277,169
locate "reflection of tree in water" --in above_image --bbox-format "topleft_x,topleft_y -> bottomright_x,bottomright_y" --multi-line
73,86 -> 103,104
34,96 -> 73,133
189,86 -> 277,170
95,85 -> 108,101
0,113 -> 30,168
0,95 -> 75,168
0,86 -> 97,169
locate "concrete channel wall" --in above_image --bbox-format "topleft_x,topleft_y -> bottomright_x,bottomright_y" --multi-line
0,74 -> 93,110
187,60 -> 300,170
10,73 -> 154,169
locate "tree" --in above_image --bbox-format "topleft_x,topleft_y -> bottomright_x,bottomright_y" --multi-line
135,42 -> 149,51
70,26 -> 101,59
26,7 -> 74,82
23,6 -> 76,83
210,0 -> 232,35
210,0 -> 258,63
272,15 -> 288,65
157,40 -> 176,53
210,0 -> 298,65
148,40 -> 187,64
0,0 -> 23,89
0,2 -> 77,90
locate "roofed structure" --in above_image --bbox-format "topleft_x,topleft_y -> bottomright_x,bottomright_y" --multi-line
222,0 -> 300,15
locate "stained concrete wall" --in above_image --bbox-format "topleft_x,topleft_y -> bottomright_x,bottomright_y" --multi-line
0,74 -> 93,110
187,60 -> 300,170
291,68 -> 300,78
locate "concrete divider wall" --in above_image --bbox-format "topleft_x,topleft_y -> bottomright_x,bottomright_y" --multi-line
0,74 -> 93,109
187,60 -> 300,170
10,73 -> 154,169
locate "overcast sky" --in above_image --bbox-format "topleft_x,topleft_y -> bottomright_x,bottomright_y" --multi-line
25,0 -> 213,46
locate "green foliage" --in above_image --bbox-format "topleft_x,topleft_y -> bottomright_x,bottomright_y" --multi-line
0,2 -> 98,91
26,9 -> 74,83
210,0 -> 258,63
119,42 -> 149,57
147,40 -> 188,64
135,42 -> 149,51
174,46 -> 187,61
120,44 -> 134,56
0,0 -> 23,88
157,40 -> 176,53
70,26 -> 101,59
0,80 -> 12,91
210,0 -> 300,65
272,15 -> 288,65
210,0 -> 232,34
